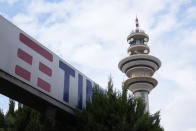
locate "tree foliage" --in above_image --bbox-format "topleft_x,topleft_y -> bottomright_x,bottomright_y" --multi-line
0,109 -> 5,129
0,100 -> 57,131
76,78 -> 164,131
0,78 -> 164,131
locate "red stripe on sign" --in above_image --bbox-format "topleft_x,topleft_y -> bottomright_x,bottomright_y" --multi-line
15,65 -> 31,81
39,62 -> 52,77
17,49 -> 33,65
19,33 -> 53,62
37,77 -> 51,92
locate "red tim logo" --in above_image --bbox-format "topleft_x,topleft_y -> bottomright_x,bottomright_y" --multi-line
15,33 -> 53,92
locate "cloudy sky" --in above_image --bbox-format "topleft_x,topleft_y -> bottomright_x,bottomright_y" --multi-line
0,0 -> 196,130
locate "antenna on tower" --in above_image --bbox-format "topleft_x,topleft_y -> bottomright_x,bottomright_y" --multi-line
135,16 -> 139,32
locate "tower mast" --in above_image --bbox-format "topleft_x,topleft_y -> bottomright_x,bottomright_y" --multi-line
118,17 -> 161,112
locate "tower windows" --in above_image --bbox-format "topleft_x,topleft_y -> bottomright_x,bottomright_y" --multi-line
136,40 -> 140,44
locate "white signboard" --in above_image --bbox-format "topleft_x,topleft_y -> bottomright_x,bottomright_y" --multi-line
0,15 -> 103,111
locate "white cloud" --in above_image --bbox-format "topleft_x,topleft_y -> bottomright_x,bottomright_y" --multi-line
162,89 -> 196,131
0,0 -> 18,5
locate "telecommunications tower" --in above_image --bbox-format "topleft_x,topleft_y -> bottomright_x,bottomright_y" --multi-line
118,17 -> 161,112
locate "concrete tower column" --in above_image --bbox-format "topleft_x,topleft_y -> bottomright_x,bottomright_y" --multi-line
118,17 -> 161,112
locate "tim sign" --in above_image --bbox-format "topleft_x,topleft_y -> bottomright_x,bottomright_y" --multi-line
0,15 -> 101,113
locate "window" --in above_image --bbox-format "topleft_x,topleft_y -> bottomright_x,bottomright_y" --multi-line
136,40 -> 140,44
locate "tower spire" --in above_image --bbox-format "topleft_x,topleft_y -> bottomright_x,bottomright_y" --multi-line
135,16 -> 139,32
118,18 -> 161,112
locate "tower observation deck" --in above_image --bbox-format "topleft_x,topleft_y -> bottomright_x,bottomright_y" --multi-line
118,17 -> 161,112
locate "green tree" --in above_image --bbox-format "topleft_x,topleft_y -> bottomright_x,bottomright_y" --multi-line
75,78 -> 164,131
4,99 -> 16,131
0,109 -> 5,129
14,105 -> 43,131
6,100 -> 15,117
3,100 -> 70,131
